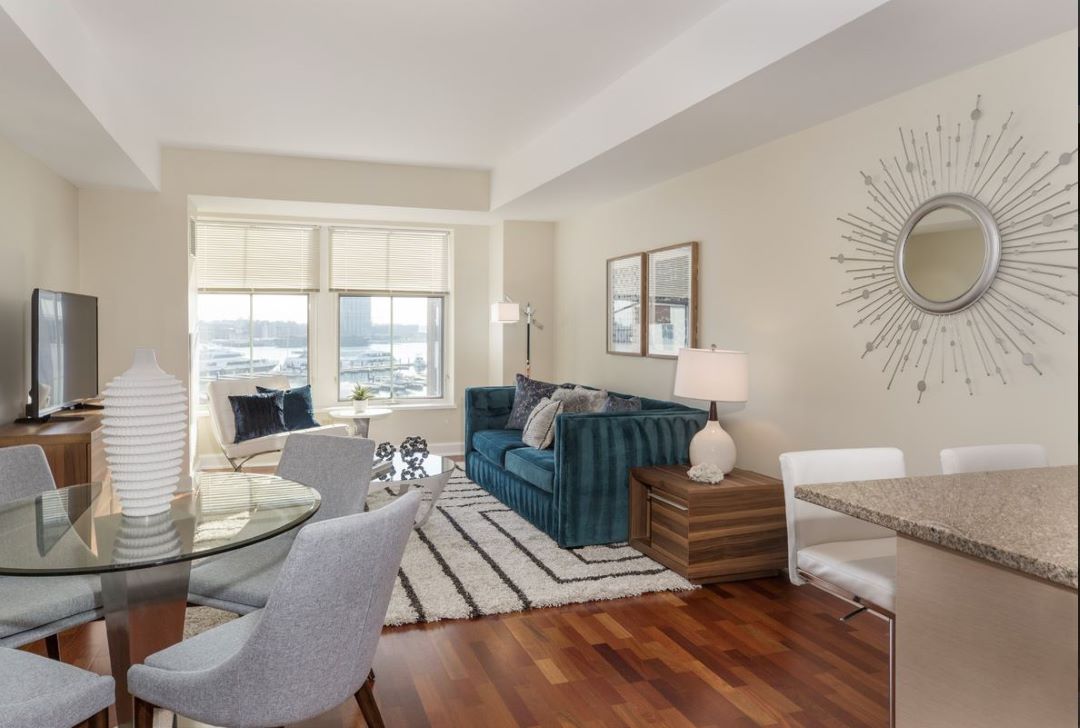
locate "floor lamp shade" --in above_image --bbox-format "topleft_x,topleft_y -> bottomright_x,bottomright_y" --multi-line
674,348 -> 748,474
491,302 -> 521,324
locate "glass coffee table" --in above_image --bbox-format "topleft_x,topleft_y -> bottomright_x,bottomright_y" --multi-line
0,473 -> 320,726
371,452 -> 456,527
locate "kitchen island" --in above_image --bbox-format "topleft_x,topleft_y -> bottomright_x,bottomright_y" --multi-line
796,465 -> 1077,728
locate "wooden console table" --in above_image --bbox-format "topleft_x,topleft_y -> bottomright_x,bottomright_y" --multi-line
629,465 -> 787,583
0,412 -> 107,487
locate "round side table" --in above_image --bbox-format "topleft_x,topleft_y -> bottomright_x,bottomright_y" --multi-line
326,406 -> 393,438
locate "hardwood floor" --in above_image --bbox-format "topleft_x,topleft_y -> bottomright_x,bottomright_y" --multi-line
26,576 -> 889,727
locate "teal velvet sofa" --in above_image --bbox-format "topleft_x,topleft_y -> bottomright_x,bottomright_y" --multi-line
464,385 -> 707,547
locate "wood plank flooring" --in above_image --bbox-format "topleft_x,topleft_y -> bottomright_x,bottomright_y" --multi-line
26,576 -> 889,727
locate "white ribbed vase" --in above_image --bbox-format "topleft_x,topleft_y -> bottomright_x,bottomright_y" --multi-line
103,348 -> 187,516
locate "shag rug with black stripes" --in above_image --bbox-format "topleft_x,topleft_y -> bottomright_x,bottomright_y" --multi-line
185,468 -> 695,634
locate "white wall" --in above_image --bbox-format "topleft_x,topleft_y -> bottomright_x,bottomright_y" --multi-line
553,31 -> 1078,476
0,132 -> 79,423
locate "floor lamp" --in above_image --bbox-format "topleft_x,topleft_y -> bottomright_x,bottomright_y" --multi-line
491,298 -> 542,378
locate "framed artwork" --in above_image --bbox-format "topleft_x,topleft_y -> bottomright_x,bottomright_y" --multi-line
646,242 -> 698,358
606,253 -> 646,356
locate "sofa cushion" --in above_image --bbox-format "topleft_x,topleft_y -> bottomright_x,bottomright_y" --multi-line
551,386 -> 608,413
507,374 -> 567,429
256,384 -> 319,431
504,448 -> 556,493
472,430 -> 528,465
522,398 -> 562,449
228,391 -> 287,443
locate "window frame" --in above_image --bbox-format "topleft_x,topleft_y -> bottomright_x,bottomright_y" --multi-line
195,291 -> 314,403
335,292 -> 447,404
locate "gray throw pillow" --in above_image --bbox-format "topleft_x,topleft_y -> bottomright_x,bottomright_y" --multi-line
603,395 -> 642,413
552,385 -> 608,413
522,397 -> 563,449
507,374 -> 565,429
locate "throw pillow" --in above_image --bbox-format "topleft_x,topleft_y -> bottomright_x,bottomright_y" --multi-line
228,391 -> 287,443
602,395 -> 643,413
551,385 -> 608,413
507,373 -> 565,429
256,384 -> 319,431
522,397 -> 563,449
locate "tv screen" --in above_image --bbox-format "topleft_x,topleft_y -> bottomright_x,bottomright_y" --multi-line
29,289 -> 99,419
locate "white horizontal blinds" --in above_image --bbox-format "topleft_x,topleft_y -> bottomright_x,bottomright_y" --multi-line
330,227 -> 450,294
194,221 -> 319,291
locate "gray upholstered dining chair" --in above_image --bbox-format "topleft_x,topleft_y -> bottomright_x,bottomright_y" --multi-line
129,490 -> 420,728
0,445 -> 103,657
187,432 -> 377,614
0,646 -> 114,727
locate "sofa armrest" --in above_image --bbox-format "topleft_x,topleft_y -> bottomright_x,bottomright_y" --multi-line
464,386 -> 515,453
552,408 -> 708,546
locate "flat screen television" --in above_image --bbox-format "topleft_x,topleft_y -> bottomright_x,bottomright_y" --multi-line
22,289 -> 100,422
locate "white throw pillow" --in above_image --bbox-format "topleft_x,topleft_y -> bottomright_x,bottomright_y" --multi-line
522,397 -> 563,449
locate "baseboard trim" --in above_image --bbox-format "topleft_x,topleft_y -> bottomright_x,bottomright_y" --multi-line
197,441 -> 464,471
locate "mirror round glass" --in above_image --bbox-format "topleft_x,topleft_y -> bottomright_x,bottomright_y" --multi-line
903,207 -> 985,302
896,194 -> 1000,314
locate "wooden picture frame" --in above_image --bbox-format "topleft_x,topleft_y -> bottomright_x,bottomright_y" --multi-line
606,253 -> 647,356
645,242 -> 698,358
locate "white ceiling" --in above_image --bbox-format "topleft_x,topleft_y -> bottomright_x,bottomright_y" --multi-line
0,0 -> 1076,218
69,0 -> 722,169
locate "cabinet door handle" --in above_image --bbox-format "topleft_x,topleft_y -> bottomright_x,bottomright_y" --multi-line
648,492 -> 689,512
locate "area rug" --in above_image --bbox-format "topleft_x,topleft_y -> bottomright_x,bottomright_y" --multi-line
186,468 -> 694,634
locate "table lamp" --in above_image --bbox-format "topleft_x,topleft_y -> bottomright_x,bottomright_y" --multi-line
673,346 -> 749,472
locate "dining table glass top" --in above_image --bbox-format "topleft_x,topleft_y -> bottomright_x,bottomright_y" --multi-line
0,472 -> 321,577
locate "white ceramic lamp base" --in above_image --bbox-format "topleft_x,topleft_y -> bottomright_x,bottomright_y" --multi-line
688,420 -> 737,473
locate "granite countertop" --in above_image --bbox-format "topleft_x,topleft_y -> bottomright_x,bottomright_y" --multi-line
795,465 -> 1078,589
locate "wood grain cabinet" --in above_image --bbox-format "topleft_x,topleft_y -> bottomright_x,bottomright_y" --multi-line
0,412 -> 108,487
629,465 -> 788,583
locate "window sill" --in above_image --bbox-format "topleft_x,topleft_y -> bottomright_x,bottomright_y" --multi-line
318,401 -> 457,413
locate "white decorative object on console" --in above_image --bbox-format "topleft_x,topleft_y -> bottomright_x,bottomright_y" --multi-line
673,346 -> 749,474
103,348 -> 187,516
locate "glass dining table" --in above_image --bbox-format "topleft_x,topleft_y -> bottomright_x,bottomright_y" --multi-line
0,472 -> 321,727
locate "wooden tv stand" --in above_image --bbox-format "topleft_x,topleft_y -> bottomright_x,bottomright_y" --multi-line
0,411 -> 107,487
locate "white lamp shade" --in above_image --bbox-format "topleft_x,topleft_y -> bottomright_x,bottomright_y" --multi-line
673,347 -> 749,402
491,302 -> 521,324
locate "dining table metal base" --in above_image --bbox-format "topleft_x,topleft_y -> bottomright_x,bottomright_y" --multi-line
101,561 -> 192,727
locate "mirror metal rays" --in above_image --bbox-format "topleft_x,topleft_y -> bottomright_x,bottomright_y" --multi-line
832,96 -> 1077,401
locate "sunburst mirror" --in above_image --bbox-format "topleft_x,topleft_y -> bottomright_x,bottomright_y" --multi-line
833,96 -> 1077,402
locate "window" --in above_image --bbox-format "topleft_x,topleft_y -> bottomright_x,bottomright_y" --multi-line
193,220 -> 453,407
331,226 -> 450,402
338,295 -> 444,400
194,222 -> 317,401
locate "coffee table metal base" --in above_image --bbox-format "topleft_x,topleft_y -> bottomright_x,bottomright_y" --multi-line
101,561 -> 192,727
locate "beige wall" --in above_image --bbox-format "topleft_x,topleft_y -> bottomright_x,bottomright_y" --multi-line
79,148 -> 491,465
553,31 -> 1079,477
488,220 -> 556,385
0,132 -> 79,423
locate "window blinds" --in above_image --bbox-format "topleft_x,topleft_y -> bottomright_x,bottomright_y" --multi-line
194,221 -> 319,291
330,227 -> 450,294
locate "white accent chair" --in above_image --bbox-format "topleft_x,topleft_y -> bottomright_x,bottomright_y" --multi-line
940,443 -> 1048,475
779,447 -> 905,613
206,376 -> 347,470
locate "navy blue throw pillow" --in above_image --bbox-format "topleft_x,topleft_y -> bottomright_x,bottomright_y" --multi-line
507,374 -> 563,430
256,384 -> 319,431
229,391 -> 287,443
